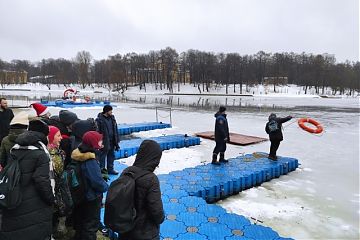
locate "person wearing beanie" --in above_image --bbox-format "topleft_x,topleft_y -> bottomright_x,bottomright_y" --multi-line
28,119 -> 50,136
0,111 -> 29,168
71,131 -> 108,240
96,105 -> 120,175
30,102 -> 51,118
59,110 -> 79,128
46,126 -> 68,238
0,119 -> 54,240
212,106 -> 230,165
0,97 -> 14,143
120,140 -> 165,240
265,113 -> 292,160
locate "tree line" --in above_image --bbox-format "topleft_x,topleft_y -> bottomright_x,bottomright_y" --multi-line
0,48 -> 359,95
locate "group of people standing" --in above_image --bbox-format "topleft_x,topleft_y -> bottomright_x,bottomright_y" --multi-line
0,97 -> 291,240
0,100 -> 164,240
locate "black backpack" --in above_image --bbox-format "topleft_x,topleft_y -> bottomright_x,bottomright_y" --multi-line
0,152 -> 22,210
268,119 -> 279,133
104,168 -> 150,234
61,160 -> 86,208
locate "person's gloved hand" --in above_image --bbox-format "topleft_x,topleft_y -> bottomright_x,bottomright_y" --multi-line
101,168 -> 110,182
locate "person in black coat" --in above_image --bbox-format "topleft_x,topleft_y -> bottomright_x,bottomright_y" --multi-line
0,120 -> 54,240
212,106 -> 230,165
265,113 -> 292,160
0,98 -> 14,143
120,140 -> 165,240
96,105 -> 120,175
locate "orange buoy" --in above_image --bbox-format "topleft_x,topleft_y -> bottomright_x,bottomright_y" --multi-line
298,118 -> 323,134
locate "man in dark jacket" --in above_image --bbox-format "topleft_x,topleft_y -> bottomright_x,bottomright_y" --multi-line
0,120 -> 54,240
0,98 -> 14,143
212,106 -> 230,165
0,111 -> 29,168
71,131 -> 109,240
96,105 -> 120,175
265,113 -> 292,160
121,140 -> 165,240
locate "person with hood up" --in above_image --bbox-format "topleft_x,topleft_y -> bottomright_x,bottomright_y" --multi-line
0,120 -> 54,240
71,131 -> 109,240
212,106 -> 230,165
265,113 -> 292,160
0,98 -> 14,143
0,111 -> 29,169
96,105 -> 120,175
120,140 -> 165,240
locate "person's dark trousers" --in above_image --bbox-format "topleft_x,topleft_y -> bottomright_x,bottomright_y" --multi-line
99,147 -> 115,171
73,196 -> 102,240
269,140 -> 281,158
213,140 -> 226,155
213,140 -> 226,158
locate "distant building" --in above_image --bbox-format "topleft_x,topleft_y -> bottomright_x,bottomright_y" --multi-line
0,70 -> 28,84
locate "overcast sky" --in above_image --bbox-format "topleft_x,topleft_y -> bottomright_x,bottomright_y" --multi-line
0,0 -> 358,63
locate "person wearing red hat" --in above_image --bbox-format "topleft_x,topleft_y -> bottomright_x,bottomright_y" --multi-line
31,103 -> 51,118
47,126 -> 68,238
71,131 -> 108,240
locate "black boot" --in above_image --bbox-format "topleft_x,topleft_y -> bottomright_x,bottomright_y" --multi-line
219,152 -> 228,163
211,153 -> 220,165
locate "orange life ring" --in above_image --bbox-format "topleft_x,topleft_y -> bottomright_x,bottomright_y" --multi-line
298,118 -> 323,134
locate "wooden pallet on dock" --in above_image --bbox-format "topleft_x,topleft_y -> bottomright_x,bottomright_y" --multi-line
195,131 -> 267,146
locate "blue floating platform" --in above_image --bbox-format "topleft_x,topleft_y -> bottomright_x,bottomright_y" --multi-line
39,99 -> 113,108
101,153 -> 298,239
117,122 -> 171,135
114,134 -> 201,159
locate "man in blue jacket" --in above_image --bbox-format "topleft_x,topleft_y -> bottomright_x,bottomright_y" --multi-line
96,105 -> 120,175
71,131 -> 109,240
212,106 -> 230,165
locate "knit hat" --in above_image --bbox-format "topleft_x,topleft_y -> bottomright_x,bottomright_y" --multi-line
82,131 -> 103,150
28,120 -> 49,136
10,111 -> 29,128
48,126 -> 60,145
30,103 -> 49,117
103,105 -> 113,114
59,110 -> 79,126
219,106 -> 226,113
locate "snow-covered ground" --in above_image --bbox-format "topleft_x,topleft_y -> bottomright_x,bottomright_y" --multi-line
3,84 -> 360,239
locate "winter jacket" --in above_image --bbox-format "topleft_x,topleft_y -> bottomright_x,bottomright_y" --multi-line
0,131 -> 54,240
265,115 -> 292,141
96,113 -> 119,152
214,112 -> 230,142
0,128 -> 26,167
71,143 -> 108,201
0,108 -> 14,142
121,140 -> 165,240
